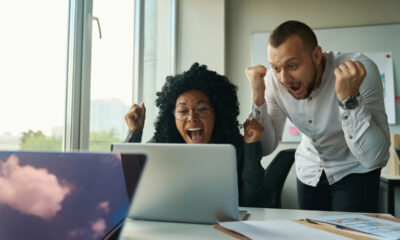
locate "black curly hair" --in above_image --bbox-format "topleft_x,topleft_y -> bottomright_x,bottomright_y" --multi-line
153,62 -> 241,144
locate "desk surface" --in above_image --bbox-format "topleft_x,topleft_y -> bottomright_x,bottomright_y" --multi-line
381,173 -> 400,180
120,207 -> 367,240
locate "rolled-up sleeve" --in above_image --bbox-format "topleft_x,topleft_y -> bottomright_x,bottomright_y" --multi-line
125,130 -> 143,143
339,60 -> 390,169
251,73 -> 287,156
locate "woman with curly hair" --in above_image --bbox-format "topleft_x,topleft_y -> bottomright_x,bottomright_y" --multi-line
124,63 -> 264,207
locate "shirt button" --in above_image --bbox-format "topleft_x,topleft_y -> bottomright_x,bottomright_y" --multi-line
308,120 -> 312,124
313,138 -> 317,142
343,115 -> 348,120
308,96 -> 312,100
349,135 -> 353,139
319,151 -> 322,154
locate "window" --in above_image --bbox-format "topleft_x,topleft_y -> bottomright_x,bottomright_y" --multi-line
0,0 -> 176,152
141,0 -> 176,141
88,0 -> 134,151
0,0 -> 69,151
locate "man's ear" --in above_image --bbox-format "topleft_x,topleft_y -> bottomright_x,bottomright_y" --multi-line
312,45 -> 323,64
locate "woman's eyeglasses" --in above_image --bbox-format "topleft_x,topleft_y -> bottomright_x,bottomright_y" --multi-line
174,104 -> 212,120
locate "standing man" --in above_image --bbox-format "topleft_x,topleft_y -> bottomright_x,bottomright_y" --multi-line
246,20 -> 390,212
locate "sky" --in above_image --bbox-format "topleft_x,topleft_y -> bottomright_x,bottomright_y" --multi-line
0,0 -> 134,136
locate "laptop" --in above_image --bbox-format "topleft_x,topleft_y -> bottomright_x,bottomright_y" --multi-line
111,143 -> 240,225
0,151 -> 145,240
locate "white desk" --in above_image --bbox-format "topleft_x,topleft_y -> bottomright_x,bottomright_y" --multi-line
119,207 -> 367,240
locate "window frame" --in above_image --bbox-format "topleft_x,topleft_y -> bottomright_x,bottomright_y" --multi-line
64,0 -> 177,151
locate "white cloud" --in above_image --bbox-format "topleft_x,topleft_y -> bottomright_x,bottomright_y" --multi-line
67,228 -> 86,240
98,201 -> 110,213
67,218 -> 107,240
91,218 -> 107,239
0,154 -> 72,220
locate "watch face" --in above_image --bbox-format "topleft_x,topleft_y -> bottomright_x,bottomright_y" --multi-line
344,96 -> 359,109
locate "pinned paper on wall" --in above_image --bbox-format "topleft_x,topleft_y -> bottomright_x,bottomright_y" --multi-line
281,120 -> 302,142
364,52 -> 395,124
288,126 -> 299,136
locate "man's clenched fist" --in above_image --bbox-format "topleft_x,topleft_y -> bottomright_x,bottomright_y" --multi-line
245,65 -> 267,106
334,60 -> 366,101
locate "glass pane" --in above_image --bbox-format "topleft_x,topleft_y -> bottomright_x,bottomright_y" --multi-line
141,0 -> 173,141
89,0 -> 134,151
0,0 -> 68,151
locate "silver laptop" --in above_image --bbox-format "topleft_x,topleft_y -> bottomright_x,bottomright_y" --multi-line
111,143 -> 239,224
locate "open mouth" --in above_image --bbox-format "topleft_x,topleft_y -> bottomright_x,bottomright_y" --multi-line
186,127 -> 204,143
290,83 -> 301,93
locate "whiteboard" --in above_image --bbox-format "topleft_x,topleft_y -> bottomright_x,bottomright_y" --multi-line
251,23 -> 400,142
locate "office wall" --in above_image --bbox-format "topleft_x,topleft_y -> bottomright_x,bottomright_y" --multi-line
177,0 -> 225,74
226,0 -> 400,209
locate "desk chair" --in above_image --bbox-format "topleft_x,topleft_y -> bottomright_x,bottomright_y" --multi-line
262,149 -> 296,208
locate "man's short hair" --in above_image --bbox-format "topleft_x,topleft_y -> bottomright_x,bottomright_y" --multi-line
269,20 -> 318,53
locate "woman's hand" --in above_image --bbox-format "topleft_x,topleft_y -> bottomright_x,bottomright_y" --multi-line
125,102 -> 146,131
243,118 -> 264,143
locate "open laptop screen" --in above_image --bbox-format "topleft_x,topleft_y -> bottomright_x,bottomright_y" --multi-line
0,151 -> 145,240
112,143 -> 239,224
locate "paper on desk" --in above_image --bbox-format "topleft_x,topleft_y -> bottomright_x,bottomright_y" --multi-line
308,215 -> 400,240
218,220 -> 351,240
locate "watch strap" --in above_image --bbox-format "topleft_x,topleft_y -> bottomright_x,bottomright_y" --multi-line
338,94 -> 362,110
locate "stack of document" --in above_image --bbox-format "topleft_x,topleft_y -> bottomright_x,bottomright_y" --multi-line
306,215 -> 400,240
216,214 -> 400,240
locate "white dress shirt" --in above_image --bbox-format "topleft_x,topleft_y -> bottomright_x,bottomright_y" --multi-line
252,51 -> 390,186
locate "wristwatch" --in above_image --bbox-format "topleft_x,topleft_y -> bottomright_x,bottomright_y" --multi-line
338,94 -> 362,110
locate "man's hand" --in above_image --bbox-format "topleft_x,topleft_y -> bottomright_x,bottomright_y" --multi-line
334,60 -> 366,101
243,118 -> 264,143
125,102 -> 146,131
245,65 -> 267,106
